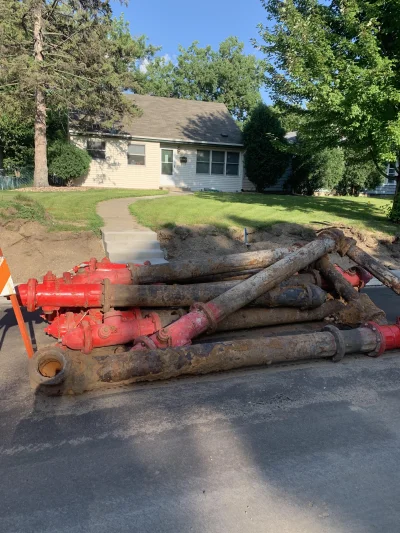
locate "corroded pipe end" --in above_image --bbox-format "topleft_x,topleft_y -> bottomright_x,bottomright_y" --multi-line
317,228 -> 355,256
29,347 -> 68,395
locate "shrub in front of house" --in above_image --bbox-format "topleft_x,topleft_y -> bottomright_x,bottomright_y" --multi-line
243,103 -> 290,192
48,141 -> 91,185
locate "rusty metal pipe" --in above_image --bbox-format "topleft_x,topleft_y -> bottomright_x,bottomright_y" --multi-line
206,236 -> 336,320
129,248 -> 300,284
317,255 -> 359,302
346,244 -> 400,295
187,269 -> 321,284
108,281 -> 327,309
132,234 -> 338,350
214,300 -> 344,332
187,268 -> 265,283
29,325 -> 381,395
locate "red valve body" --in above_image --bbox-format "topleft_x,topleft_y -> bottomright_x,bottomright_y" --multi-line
45,308 -> 162,354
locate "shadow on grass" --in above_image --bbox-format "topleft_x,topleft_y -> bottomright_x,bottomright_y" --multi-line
196,192 -> 398,234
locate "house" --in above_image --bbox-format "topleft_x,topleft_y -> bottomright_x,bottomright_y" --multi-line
364,163 -> 397,196
70,95 -> 251,193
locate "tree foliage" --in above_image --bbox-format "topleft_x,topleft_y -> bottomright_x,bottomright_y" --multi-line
143,37 -> 264,122
0,113 -> 34,171
48,140 -> 91,183
0,4 -> 154,186
243,103 -> 290,191
257,0 -> 400,213
289,144 -> 345,195
337,152 -> 384,196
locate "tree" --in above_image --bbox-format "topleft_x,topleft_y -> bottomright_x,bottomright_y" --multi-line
289,140 -> 345,195
0,113 -> 34,171
143,37 -> 264,122
0,5 -> 155,186
257,0 -> 400,214
337,152 -> 383,196
242,103 -> 290,191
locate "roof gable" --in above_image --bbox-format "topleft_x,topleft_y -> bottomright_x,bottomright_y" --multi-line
72,95 -> 243,146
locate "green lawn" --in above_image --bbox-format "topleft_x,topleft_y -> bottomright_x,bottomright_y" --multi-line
0,189 -> 167,232
130,192 -> 398,236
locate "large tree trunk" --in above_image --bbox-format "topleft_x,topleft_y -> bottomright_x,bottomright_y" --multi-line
388,159 -> 400,222
33,2 -> 48,187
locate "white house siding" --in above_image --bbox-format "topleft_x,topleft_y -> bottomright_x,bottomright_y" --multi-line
159,144 -> 244,192
242,175 -> 256,192
71,136 -> 160,189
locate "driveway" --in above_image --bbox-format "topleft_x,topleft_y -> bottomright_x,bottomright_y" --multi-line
0,287 -> 400,532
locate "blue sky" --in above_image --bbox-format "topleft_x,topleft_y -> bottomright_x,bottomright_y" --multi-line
112,0 -> 269,100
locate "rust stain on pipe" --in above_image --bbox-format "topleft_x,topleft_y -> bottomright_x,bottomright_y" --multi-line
214,300 -> 344,332
317,255 -> 359,302
347,245 -> 400,295
108,280 -> 327,309
29,325 -> 382,396
128,248 -> 300,285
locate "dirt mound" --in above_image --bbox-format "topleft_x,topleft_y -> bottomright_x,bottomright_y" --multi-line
0,218 -> 103,281
158,222 -> 400,269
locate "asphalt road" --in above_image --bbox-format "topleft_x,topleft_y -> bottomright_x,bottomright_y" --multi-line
1,287 -> 400,533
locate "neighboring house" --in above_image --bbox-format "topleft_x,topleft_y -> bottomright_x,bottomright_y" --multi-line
365,163 -> 397,196
70,95 -> 246,192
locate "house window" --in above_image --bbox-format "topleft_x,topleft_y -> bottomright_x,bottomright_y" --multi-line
128,144 -> 145,165
196,150 -> 211,174
161,149 -> 173,175
212,151 -> 225,175
87,140 -> 106,160
196,150 -> 240,176
226,152 -> 240,176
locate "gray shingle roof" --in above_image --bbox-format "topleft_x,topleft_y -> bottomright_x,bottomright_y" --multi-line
118,95 -> 243,146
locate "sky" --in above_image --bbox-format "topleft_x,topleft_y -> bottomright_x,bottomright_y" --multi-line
112,0 -> 270,101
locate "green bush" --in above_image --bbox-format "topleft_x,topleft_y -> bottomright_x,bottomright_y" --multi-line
289,146 -> 345,195
48,141 -> 91,183
243,104 -> 290,192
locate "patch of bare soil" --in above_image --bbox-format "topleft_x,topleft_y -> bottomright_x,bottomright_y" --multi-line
158,222 -> 400,270
0,218 -> 104,281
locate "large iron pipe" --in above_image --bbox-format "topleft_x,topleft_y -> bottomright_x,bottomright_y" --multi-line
17,277 -> 326,312
129,248 -> 300,284
317,255 -> 360,302
201,236 -> 337,321
131,234 -> 339,350
214,300 -> 344,332
43,300 -> 337,352
109,280 -> 327,309
29,325 -> 384,395
346,244 -> 400,295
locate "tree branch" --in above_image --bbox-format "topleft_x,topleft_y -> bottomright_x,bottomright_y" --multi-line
372,155 -> 389,179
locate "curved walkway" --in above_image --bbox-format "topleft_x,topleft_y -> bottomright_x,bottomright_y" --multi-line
97,192 -> 188,232
97,191 -> 191,263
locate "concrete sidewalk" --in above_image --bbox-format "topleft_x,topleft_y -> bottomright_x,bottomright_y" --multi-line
97,191 -> 190,264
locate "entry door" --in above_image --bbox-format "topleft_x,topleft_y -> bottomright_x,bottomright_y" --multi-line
161,149 -> 174,174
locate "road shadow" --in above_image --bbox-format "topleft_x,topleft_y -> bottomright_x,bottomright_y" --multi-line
5,355 -> 400,532
0,307 -> 44,352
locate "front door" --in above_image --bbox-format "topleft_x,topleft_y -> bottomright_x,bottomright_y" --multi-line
161,149 -> 174,187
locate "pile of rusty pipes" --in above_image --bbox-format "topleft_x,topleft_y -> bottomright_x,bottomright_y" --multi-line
16,228 -> 400,395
